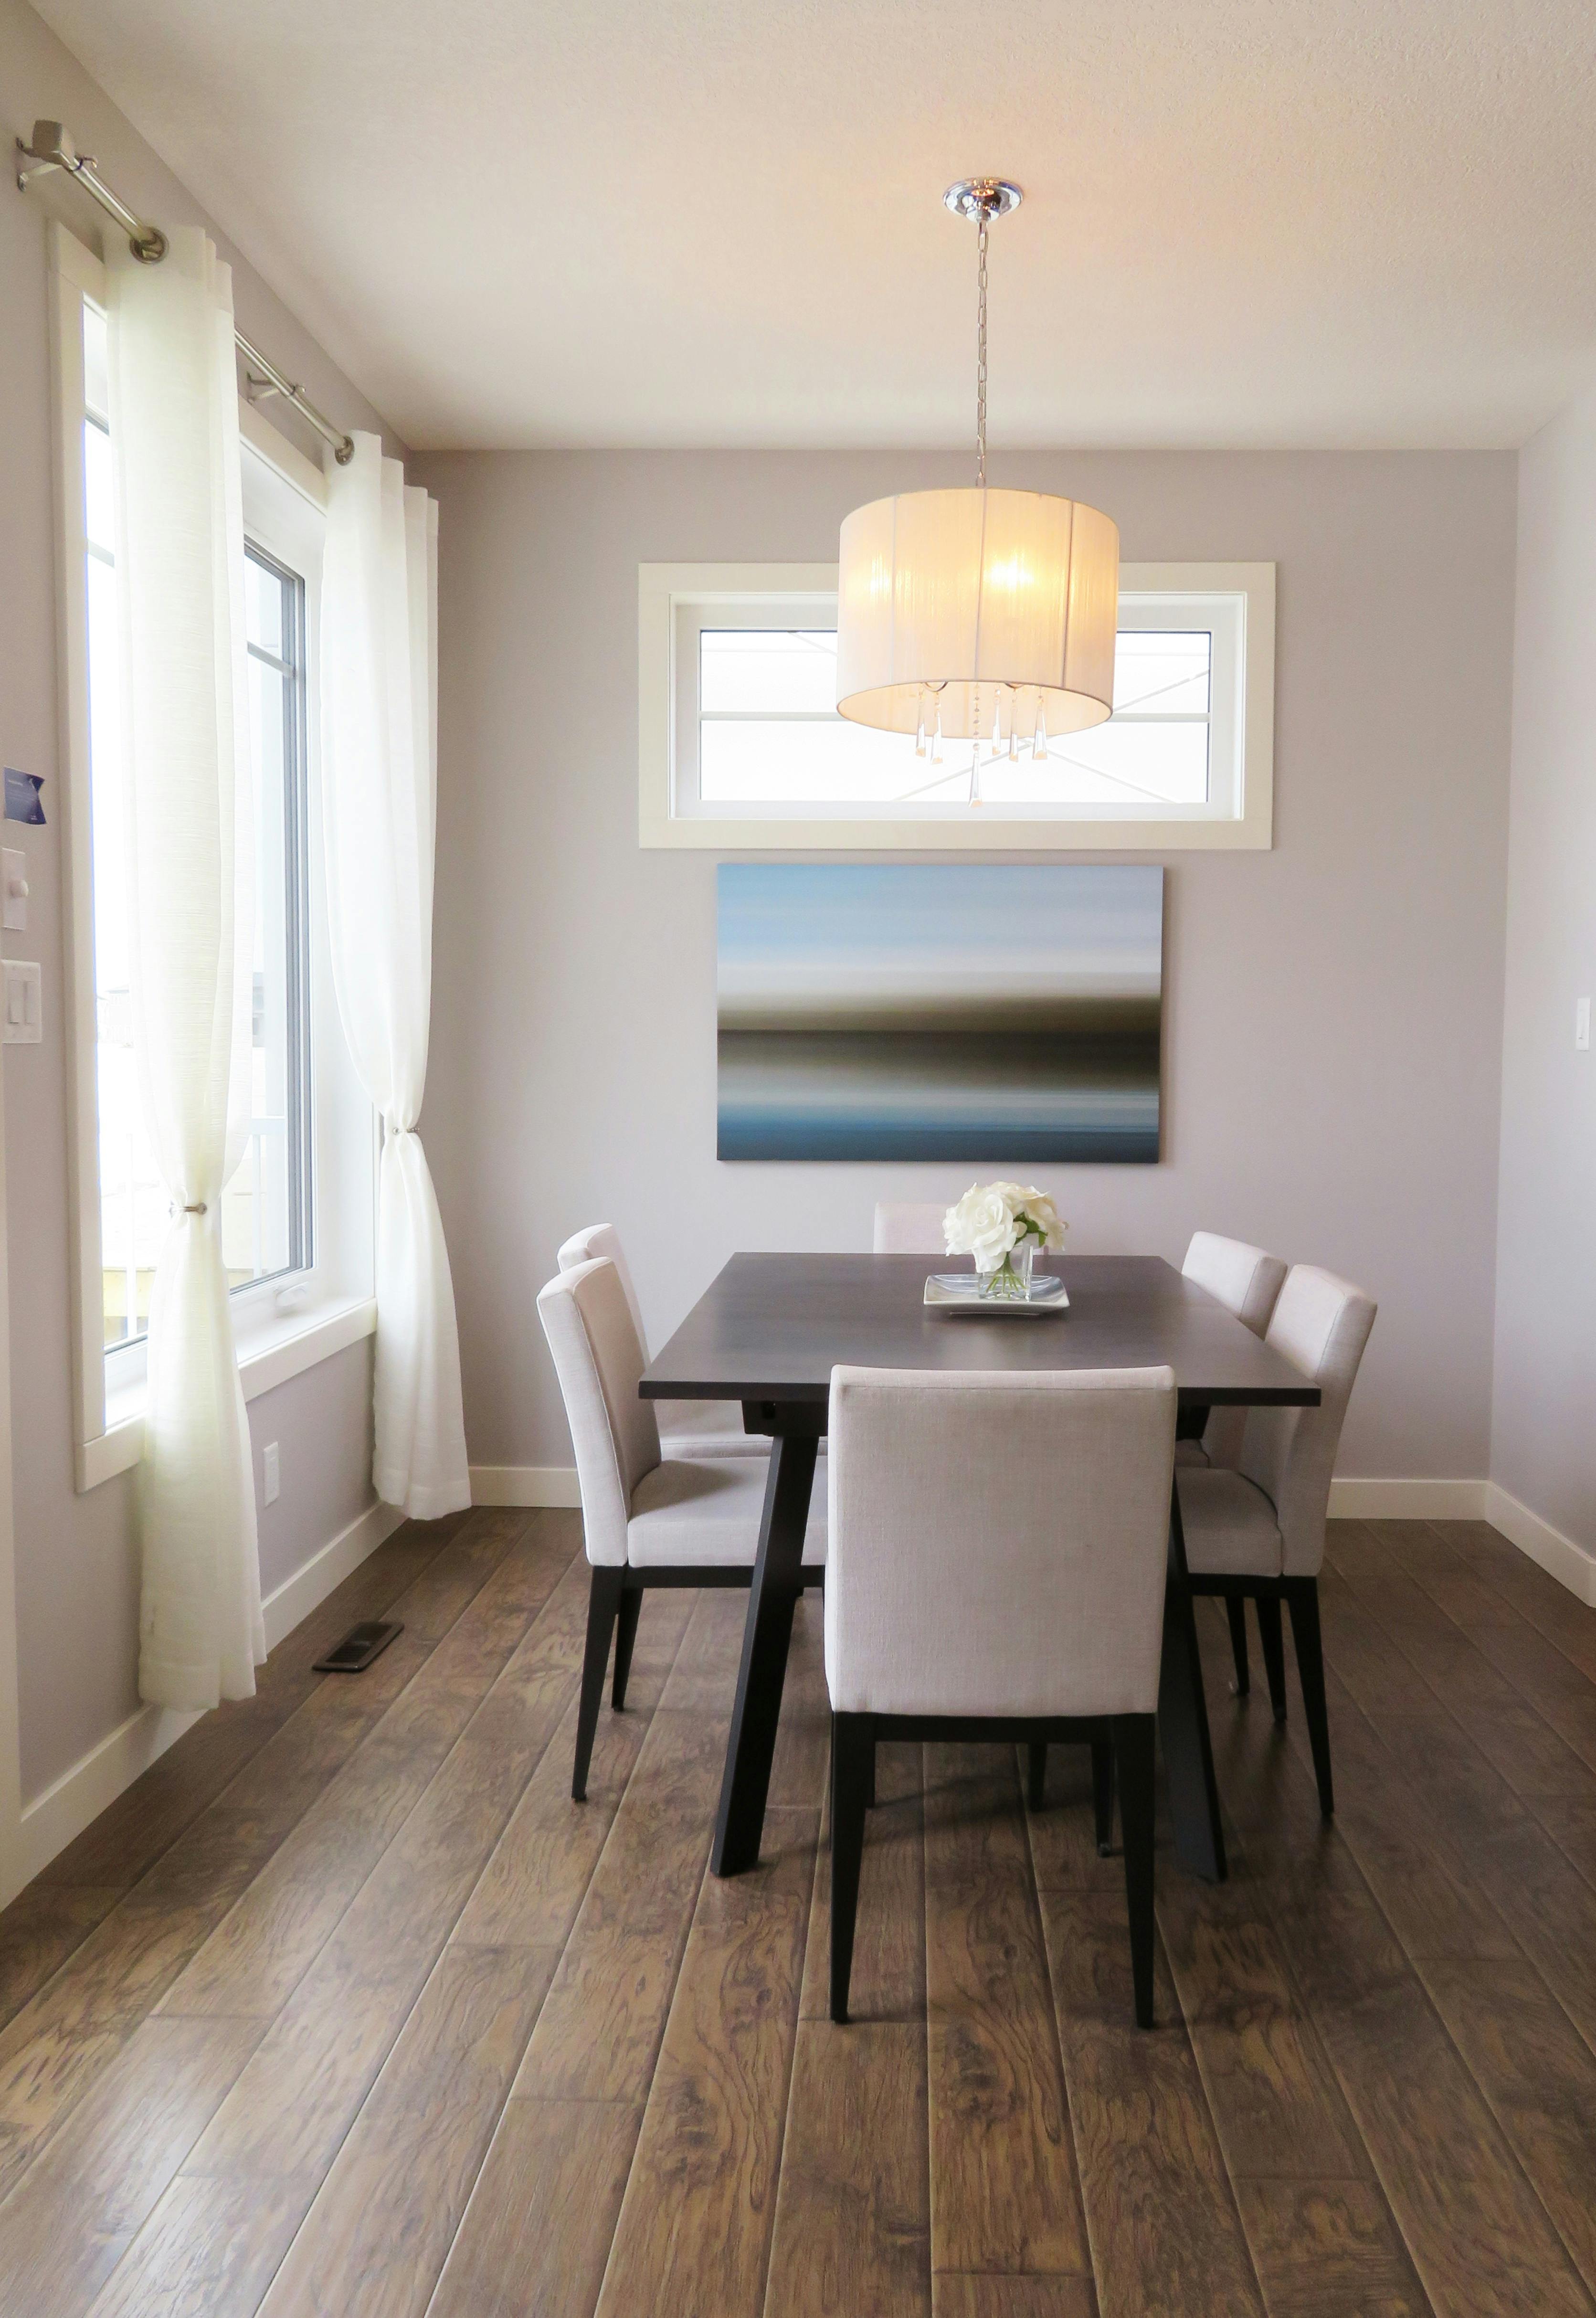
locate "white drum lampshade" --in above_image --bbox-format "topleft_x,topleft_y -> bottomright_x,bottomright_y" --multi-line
835,485 -> 1120,742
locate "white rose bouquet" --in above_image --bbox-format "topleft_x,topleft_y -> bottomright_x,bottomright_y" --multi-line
943,1181 -> 1067,1298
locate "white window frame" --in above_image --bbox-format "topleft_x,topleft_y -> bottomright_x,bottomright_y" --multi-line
639,559 -> 1275,851
48,222 -> 377,1492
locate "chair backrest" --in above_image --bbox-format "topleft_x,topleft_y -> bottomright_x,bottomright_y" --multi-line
536,1257 -> 661,1567
1182,1232 -> 1289,1466
872,1202 -> 949,1255
557,1222 -> 649,1356
1182,1232 -> 1288,1337
1239,1266 -> 1376,1576
825,1365 -> 1177,1720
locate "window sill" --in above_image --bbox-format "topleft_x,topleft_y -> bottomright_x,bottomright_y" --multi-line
76,1295 -> 378,1493
641,809 -> 1272,852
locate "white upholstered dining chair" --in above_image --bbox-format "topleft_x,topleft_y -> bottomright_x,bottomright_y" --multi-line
558,1223 -> 763,1459
539,1256 -> 825,1799
871,1202 -> 948,1254
1176,1264 -> 1376,1818
824,1363 -> 1178,2029
1179,1232 -> 1289,1465
1177,1232 -> 1289,1694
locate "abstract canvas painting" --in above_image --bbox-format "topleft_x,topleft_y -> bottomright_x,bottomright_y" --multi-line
717,863 -> 1163,1162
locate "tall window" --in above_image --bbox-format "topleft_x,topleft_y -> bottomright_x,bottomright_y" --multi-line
81,300 -> 313,1352
237,545 -> 313,1291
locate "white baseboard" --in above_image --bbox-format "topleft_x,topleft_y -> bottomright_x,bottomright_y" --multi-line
260,1497 -> 404,1652
1327,1478 -> 1487,1521
13,1495 -> 403,1892
15,1699 -> 206,1892
495,1466 -> 1492,1523
467,1463 -> 1596,1611
1328,1475 -> 1596,1607
1483,1481 -> 1596,1609
470,1464 -> 582,1508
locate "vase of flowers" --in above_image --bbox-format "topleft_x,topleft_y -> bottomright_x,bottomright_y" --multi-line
943,1182 -> 1068,1299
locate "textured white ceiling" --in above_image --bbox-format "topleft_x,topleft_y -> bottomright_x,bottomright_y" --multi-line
31,0 -> 1596,449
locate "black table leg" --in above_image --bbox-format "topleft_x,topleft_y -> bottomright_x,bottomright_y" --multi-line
711,1425 -> 819,1877
1158,1477 -> 1227,1882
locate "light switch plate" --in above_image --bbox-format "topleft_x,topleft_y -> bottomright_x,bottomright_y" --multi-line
2,959 -> 41,1043
1,847 -> 27,932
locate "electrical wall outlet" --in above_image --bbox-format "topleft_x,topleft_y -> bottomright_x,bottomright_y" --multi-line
263,1441 -> 281,1506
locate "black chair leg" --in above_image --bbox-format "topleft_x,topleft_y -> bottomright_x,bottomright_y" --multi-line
866,1738 -> 877,1810
1285,1579 -> 1335,1818
1026,1741 -> 1047,1811
1091,1740 -> 1116,1855
829,1714 -> 873,2024
573,1566 -> 623,1801
1113,1715 -> 1157,2029
1255,1593 -> 1289,1724
611,1587 -> 643,1710
1225,1596 -> 1251,1697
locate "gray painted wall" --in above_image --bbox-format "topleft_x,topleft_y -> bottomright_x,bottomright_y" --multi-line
1491,384 -> 1596,1554
414,445 -> 1517,1486
1,0 -> 396,1800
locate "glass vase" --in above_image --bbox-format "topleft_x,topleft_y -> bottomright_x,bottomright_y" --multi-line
976,1241 -> 1036,1300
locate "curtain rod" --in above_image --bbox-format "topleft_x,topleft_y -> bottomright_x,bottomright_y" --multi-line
15,119 -> 356,464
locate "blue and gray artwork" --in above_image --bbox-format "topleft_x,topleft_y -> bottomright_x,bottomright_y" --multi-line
717,863 -> 1163,1163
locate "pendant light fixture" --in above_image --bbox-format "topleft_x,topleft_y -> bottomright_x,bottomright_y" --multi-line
835,180 -> 1120,761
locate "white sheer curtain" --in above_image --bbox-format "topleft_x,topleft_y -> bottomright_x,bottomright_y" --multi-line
108,227 -> 264,1709
321,434 -> 470,1518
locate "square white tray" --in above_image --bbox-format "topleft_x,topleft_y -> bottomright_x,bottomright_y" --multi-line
924,1273 -> 1070,1316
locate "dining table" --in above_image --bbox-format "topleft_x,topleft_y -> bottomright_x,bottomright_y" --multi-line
640,1252 -> 1321,1883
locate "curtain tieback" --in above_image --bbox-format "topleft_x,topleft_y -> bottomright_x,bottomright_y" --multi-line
173,1201 -> 207,1216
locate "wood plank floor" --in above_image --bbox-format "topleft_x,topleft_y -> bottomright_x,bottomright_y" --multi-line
3,1510 -> 1596,2315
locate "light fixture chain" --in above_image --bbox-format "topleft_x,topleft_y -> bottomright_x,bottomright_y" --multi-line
976,213 -> 988,487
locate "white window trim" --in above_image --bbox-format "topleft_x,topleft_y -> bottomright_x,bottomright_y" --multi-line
638,558 -> 1275,851
48,222 -> 377,1494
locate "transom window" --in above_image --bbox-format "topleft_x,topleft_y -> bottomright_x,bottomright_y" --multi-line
640,561 -> 1274,850
697,618 -> 1215,809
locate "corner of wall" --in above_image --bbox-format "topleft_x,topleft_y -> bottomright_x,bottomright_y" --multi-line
1486,381 -> 1596,1566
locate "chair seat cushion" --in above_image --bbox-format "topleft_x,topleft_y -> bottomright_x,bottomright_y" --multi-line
628,1457 -> 827,1569
1177,1467 -> 1283,1577
1174,1438 -> 1209,1468
656,1399 -> 767,1460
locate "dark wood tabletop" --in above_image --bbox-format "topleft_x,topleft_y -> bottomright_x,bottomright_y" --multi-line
642,1252 -> 1321,1410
